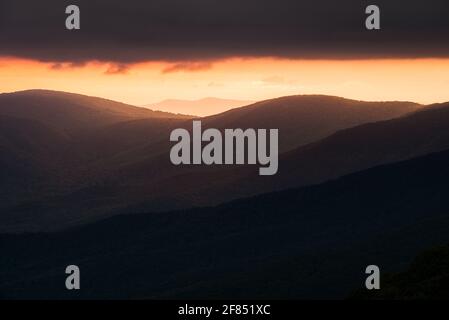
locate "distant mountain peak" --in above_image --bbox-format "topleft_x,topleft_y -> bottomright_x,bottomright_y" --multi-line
144,97 -> 255,117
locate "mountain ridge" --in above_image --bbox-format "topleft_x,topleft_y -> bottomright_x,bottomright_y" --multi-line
0,90 -> 430,232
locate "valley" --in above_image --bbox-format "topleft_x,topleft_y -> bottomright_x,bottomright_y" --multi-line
2,148 -> 449,299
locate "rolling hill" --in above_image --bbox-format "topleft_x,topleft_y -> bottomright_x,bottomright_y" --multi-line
0,90 -> 191,135
112,101 -> 449,216
351,244 -> 449,299
0,90 -> 193,229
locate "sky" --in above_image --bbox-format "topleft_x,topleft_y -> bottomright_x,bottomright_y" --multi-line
1,0 -> 449,108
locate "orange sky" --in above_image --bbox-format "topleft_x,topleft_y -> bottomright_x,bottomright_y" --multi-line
1,57 -> 449,109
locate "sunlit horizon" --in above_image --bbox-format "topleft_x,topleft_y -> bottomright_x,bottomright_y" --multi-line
2,57 -> 449,114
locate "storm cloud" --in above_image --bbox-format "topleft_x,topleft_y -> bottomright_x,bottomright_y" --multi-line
0,0 -> 448,64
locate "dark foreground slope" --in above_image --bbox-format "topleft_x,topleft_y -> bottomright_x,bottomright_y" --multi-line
2,149 -> 449,299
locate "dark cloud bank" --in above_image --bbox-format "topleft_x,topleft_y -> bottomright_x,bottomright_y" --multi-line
0,0 -> 448,64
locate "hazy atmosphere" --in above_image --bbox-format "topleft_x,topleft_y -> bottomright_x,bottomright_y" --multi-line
2,0 -> 449,302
